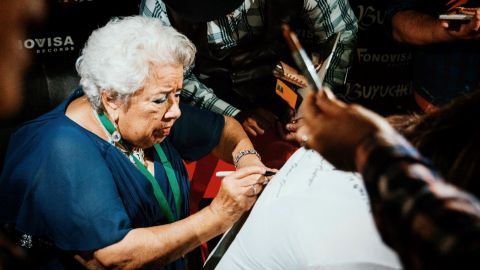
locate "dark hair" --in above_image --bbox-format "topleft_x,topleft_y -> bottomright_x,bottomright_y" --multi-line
389,91 -> 480,196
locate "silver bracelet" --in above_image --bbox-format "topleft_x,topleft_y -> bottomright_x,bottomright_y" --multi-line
233,149 -> 261,167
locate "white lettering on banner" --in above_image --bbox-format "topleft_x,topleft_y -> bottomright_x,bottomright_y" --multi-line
24,40 -> 35,49
345,82 -> 412,100
36,47 -> 75,54
20,36 -> 75,54
355,5 -> 385,31
357,48 -> 412,65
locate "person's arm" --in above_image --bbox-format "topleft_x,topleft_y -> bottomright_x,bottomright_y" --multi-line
297,89 -> 480,269
182,73 -> 241,117
305,0 -> 358,91
356,131 -> 480,269
171,104 -> 264,168
141,0 -> 281,136
391,9 -> 480,46
211,115 -> 264,168
76,166 -> 267,270
140,0 -> 169,22
140,0 -> 242,117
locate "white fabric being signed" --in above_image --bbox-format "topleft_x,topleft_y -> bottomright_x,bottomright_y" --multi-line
213,148 -> 402,270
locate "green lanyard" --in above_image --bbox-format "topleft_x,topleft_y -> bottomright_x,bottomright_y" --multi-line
98,112 -> 181,223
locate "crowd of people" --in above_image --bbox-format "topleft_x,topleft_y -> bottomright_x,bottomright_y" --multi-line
386,0 -> 480,112
0,0 -> 479,270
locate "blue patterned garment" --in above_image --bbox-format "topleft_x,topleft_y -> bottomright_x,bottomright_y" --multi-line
0,88 -> 224,270
141,0 -> 358,116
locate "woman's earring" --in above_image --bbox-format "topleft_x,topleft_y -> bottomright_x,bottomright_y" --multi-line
112,120 -> 121,143
112,130 -> 121,142
111,111 -> 121,142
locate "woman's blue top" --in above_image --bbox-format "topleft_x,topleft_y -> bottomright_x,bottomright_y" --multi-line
0,88 -> 224,269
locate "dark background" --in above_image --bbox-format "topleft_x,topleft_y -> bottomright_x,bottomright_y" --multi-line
345,0 -> 415,115
0,0 -> 415,167
0,0 -> 140,167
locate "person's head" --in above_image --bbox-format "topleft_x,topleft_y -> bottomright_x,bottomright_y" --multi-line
0,0 -> 45,117
77,16 -> 196,148
392,91 -> 480,196
163,0 -> 243,22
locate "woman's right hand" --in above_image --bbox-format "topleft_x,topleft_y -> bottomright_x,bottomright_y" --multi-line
209,166 -> 267,226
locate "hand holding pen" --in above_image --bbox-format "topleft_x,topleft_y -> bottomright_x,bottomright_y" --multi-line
216,170 -> 276,178
216,169 -> 277,188
281,24 -> 341,147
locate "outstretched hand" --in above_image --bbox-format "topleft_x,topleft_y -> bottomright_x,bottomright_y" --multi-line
295,88 -> 395,171
441,8 -> 480,40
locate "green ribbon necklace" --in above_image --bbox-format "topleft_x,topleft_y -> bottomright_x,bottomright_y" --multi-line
97,112 -> 181,223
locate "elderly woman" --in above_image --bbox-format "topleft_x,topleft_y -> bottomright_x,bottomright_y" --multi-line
0,16 -> 268,270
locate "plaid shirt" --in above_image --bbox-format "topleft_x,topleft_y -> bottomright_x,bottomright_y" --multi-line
386,0 -> 480,107
356,131 -> 480,269
141,0 -> 357,116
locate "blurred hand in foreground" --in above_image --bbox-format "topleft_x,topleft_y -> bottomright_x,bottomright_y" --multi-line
295,87 -> 395,171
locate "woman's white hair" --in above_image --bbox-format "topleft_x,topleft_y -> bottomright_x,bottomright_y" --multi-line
76,16 -> 196,111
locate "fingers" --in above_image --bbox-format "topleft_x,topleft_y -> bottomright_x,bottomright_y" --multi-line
243,117 -> 266,136
244,181 -> 264,197
224,166 -> 274,196
242,119 -> 259,136
465,17 -> 480,34
244,170 -> 277,197
243,125 -> 258,137
470,10 -> 480,31
264,168 -> 278,181
294,125 -> 312,148
212,166 -> 271,224
225,165 -> 266,179
284,131 -> 298,141
285,117 -> 303,132
243,108 -> 287,137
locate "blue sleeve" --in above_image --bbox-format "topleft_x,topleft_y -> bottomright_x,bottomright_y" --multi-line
170,102 -> 225,161
1,123 -> 131,251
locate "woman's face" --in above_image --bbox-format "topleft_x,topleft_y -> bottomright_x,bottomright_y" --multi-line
116,64 -> 183,149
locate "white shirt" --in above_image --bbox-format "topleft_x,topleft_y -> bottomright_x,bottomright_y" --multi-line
212,148 -> 402,270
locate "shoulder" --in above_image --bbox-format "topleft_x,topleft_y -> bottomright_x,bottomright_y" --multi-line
8,114 -> 105,165
45,117 -> 97,146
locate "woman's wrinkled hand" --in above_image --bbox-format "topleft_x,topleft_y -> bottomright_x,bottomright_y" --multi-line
209,166 -> 268,225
